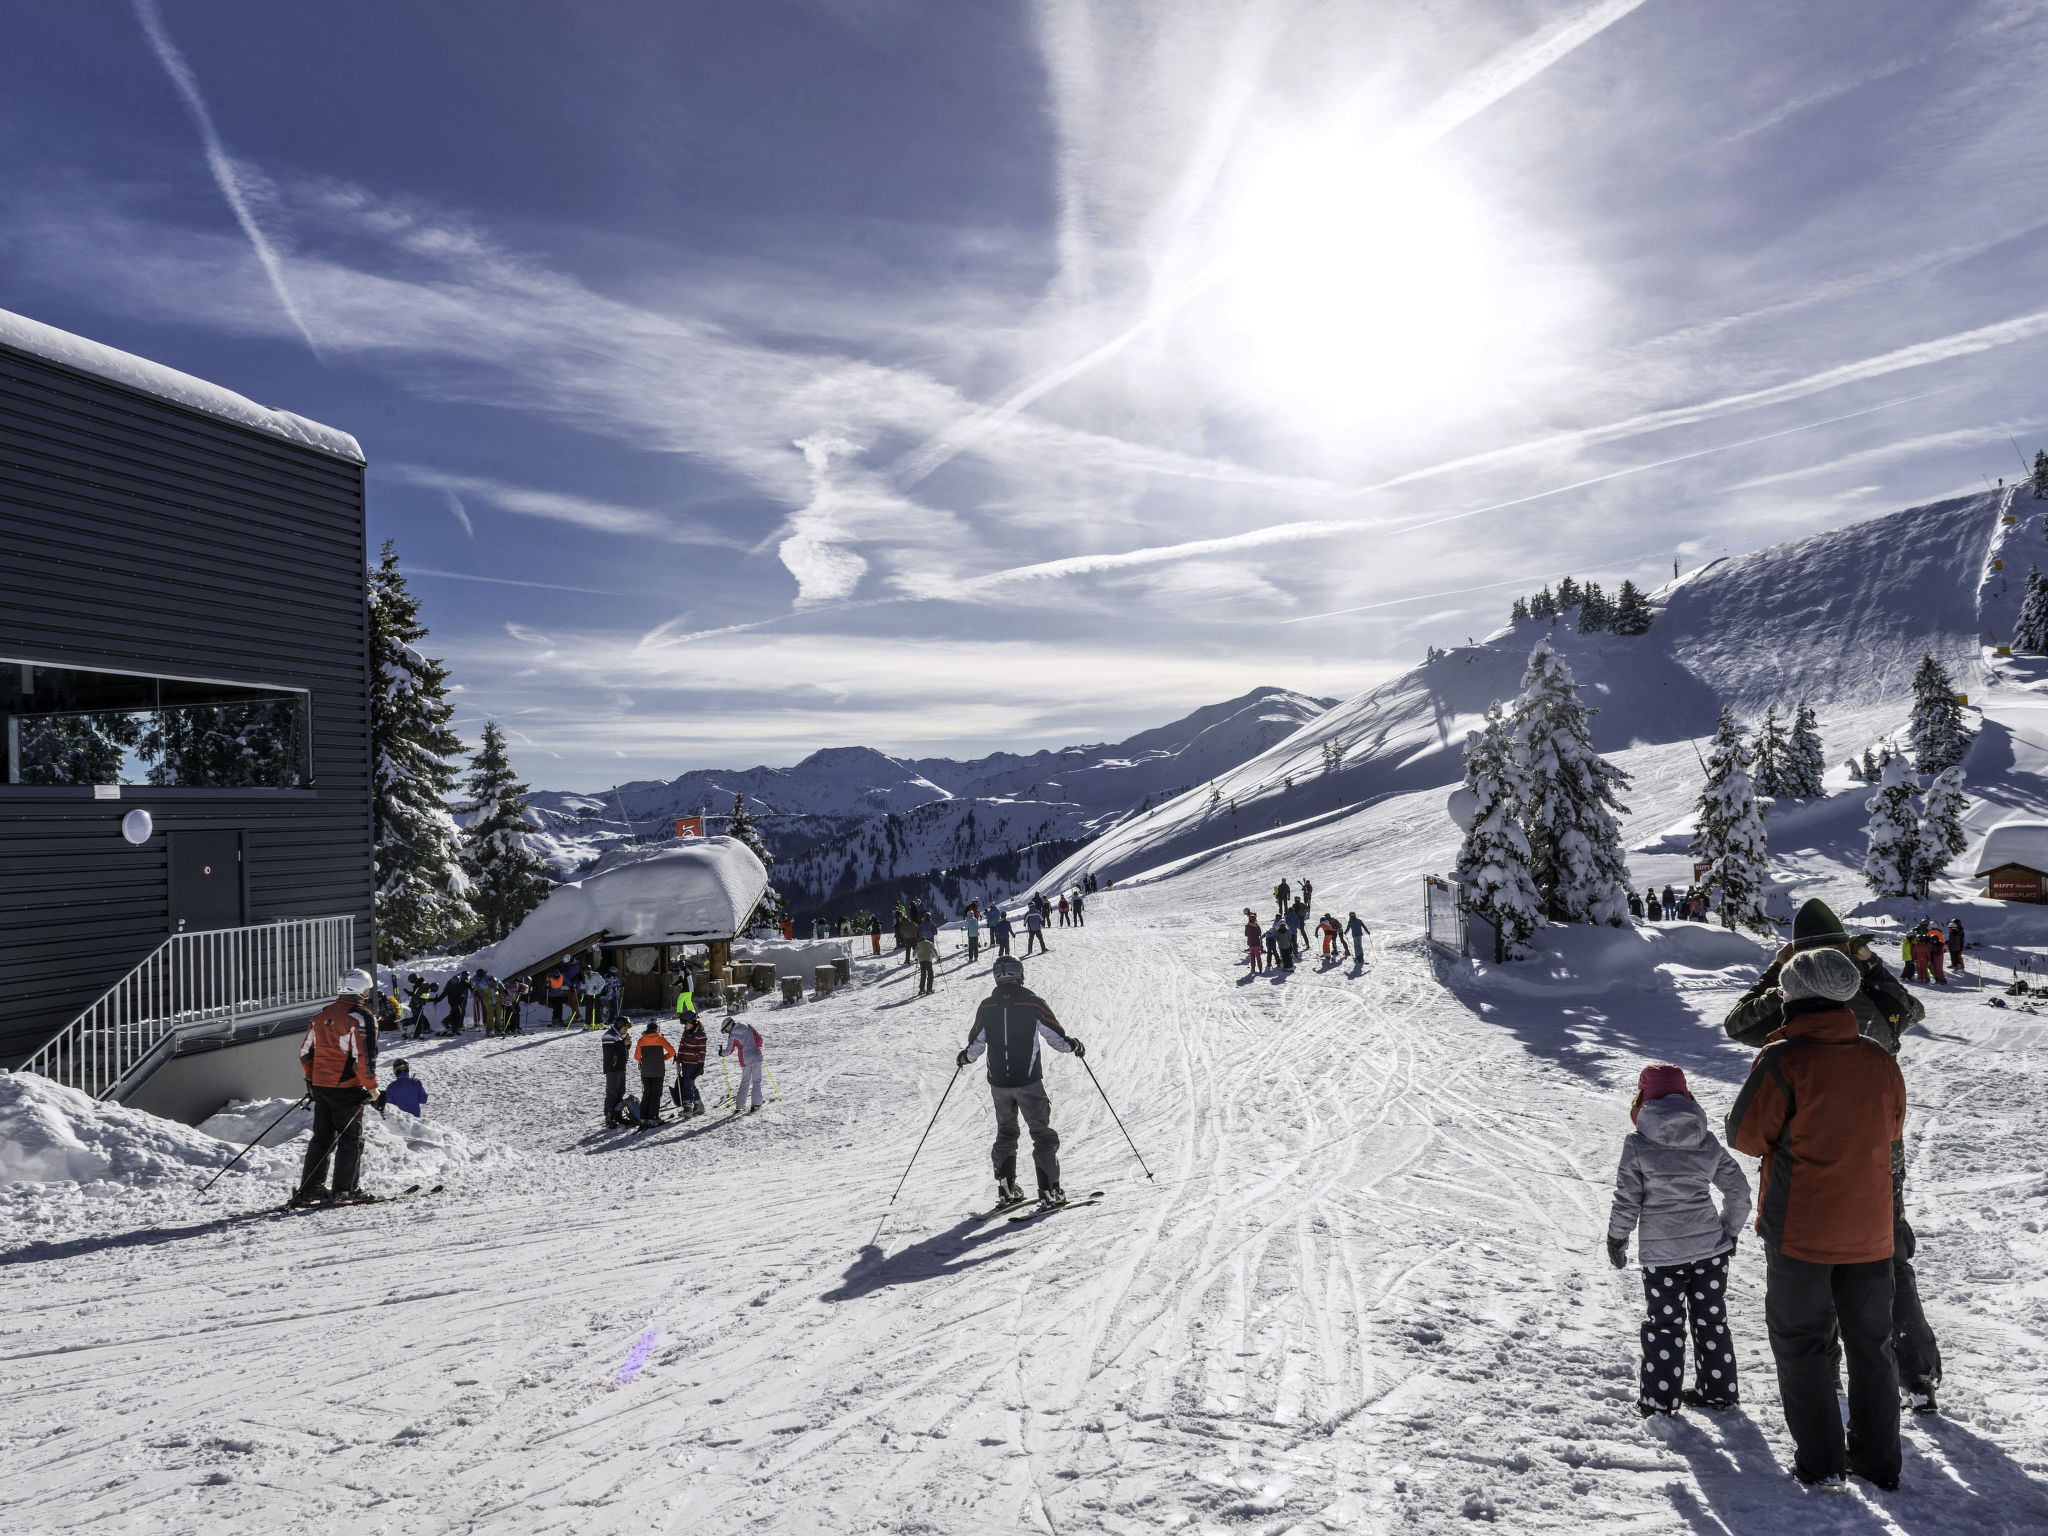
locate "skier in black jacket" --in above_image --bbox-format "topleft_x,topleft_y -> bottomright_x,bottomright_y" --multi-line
600,1018 -> 632,1126
958,956 -> 1084,1210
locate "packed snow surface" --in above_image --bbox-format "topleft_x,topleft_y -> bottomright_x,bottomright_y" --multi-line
0,305 -> 365,462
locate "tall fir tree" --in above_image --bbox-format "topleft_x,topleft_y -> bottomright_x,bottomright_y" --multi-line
368,541 -> 474,961
1579,582 -> 1611,633
1511,640 -> 1633,925
1752,705 -> 1788,798
1453,702 -> 1542,963
460,720 -> 552,945
1609,580 -> 1653,635
1530,585 -> 1558,620
1861,756 -> 1921,899
2033,448 -> 2048,499
1782,699 -> 1827,798
1915,767 -> 1969,897
2014,566 -> 2048,654
1690,708 -> 1773,934
725,790 -> 787,926
1906,653 -> 1973,773
1555,576 -> 1583,612
1510,595 -> 1530,623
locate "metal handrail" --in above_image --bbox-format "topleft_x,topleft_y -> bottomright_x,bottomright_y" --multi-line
19,915 -> 355,1100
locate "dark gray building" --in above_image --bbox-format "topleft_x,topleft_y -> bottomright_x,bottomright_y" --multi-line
0,308 -> 374,1100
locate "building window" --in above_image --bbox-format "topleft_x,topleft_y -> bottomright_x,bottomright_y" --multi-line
2,660 -> 312,789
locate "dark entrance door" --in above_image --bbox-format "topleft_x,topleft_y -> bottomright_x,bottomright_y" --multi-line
169,831 -> 244,934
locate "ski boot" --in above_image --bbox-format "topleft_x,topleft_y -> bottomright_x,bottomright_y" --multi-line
1636,1401 -> 1678,1420
1906,1379 -> 1939,1416
995,1178 -> 1026,1209
1681,1388 -> 1738,1411
289,1186 -> 330,1209
1037,1185 -> 1068,1210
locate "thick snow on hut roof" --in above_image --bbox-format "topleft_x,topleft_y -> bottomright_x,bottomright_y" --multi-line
465,838 -> 768,975
0,306 -> 365,463
1973,821 -> 2048,876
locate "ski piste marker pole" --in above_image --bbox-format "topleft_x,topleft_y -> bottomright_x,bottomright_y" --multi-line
1079,1054 -> 1152,1181
199,1093 -> 309,1194
720,1053 -> 733,1107
870,1061 -> 962,1249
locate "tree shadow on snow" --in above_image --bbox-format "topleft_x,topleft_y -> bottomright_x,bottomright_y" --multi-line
823,1217 -> 1019,1302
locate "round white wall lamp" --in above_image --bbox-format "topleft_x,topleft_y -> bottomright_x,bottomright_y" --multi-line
121,809 -> 153,845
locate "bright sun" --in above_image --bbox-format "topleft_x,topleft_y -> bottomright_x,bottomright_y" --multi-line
1219,135 -> 1494,430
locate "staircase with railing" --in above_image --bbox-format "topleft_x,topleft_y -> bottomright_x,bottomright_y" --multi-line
20,915 -> 355,1100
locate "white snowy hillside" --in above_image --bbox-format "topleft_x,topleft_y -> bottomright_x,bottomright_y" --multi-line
1041,488 -> 2016,893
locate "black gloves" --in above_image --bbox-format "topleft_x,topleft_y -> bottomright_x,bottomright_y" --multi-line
956,1049 -> 970,1068
373,1090 -> 388,1115
1896,1216 -> 1916,1258
1069,1039 -> 1085,1059
1606,1237 -> 1628,1269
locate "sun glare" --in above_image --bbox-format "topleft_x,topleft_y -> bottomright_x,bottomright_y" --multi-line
1220,136 -> 1494,430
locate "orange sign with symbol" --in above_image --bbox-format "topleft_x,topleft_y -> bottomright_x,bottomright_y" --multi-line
675,817 -> 703,838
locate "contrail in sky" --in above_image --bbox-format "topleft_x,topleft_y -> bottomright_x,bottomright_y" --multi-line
131,0 -> 322,359
891,0 -> 1655,488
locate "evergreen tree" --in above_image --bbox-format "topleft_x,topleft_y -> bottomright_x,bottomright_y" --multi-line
1511,640 -> 1633,924
1782,699 -> 1827,798
1915,767 -> 1969,896
1752,705 -> 1788,798
726,790 -> 787,926
1510,596 -> 1530,623
460,720 -> 552,945
1610,580 -> 1653,635
368,541 -> 474,961
2034,448 -> 2048,499
1907,653 -> 1973,773
1453,701 -> 1542,963
1579,582 -> 1611,633
1690,708 -> 1773,935
1530,585 -> 1558,621
1862,757 -> 1921,899
1555,576 -> 1583,612
2014,566 -> 2048,654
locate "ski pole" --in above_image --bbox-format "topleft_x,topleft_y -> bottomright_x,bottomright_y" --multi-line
765,1062 -> 782,1102
720,1053 -> 732,1107
199,1093 -> 308,1194
869,1062 -> 962,1248
1079,1054 -> 1152,1181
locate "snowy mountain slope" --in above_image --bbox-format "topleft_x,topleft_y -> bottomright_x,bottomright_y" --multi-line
1040,488 -> 2014,893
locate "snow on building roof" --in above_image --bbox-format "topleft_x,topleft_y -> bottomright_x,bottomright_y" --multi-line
1973,821 -> 2048,876
463,838 -> 769,976
0,306 -> 365,463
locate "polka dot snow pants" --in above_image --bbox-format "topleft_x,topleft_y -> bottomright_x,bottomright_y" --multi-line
1640,1252 -> 1737,1410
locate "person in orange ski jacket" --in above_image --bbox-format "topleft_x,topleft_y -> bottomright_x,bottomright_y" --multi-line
294,969 -> 382,1207
634,1021 -> 677,1128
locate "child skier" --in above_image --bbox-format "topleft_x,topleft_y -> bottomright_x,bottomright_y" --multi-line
382,1058 -> 428,1118
721,1016 -> 767,1113
1606,1063 -> 1751,1417
634,1021 -> 676,1129
673,1011 -> 708,1116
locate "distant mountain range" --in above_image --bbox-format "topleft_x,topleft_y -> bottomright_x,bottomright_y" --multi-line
520,687 -> 1334,917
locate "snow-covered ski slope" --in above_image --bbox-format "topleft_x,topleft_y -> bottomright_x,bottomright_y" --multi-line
1042,489 -> 2012,892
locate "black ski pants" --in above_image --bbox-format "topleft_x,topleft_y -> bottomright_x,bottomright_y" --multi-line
639,1071 -> 667,1124
604,1070 -> 627,1125
1891,1215 -> 1943,1388
1639,1253 -> 1738,1409
1026,929 -> 1048,955
300,1084 -> 370,1196
918,959 -> 935,995
991,1082 -> 1061,1193
967,934 -> 980,961
1765,1245 -> 1899,1484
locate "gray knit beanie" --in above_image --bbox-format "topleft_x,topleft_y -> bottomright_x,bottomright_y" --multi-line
1781,946 -> 1862,1003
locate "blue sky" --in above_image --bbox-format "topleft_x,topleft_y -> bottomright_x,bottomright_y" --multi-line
5,1 -> 2047,789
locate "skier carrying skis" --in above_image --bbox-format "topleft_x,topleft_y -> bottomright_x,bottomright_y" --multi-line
293,969 -> 381,1207
957,955 -> 1084,1209
721,1016 -> 768,1113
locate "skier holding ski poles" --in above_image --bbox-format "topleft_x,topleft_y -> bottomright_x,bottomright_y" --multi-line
292,969 -> 382,1207
721,1016 -> 768,1114
957,955 -> 1083,1210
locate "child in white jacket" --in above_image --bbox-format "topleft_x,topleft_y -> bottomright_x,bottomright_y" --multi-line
720,1018 -> 767,1113
1607,1063 -> 1751,1417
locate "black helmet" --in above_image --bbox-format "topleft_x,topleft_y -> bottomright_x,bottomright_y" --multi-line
393,1058 -> 411,1074
992,956 -> 1025,985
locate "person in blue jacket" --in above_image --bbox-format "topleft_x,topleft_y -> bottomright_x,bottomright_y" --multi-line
382,1059 -> 428,1118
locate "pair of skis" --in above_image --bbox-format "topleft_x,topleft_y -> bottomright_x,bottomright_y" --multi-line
247,1181 -> 443,1219
973,1189 -> 1106,1224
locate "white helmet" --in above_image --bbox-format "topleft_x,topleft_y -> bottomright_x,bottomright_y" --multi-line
340,968 -> 376,996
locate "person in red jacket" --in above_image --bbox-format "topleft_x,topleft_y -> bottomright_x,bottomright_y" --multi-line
1726,947 -> 1908,1490
673,1012 -> 709,1118
294,969 -> 382,1207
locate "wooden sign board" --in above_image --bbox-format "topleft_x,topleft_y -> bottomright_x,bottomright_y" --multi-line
1985,865 -> 2044,903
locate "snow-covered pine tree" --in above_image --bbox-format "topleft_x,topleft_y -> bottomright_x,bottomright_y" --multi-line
1862,756 -> 1921,899
2013,566 -> 2048,654
1907,653 -> 1973,773
460,720 -> 552,945
1510,596 -> 1530,623
1555,576 -> 1583,612
1783,699 -> 1826,798
2034,448 -> 2048,499
726,790 -> 786,927
1690,707 -> 1773,935
1610,580 -> 1653,635
1511,640 -> 1633,924
1453,701 -> 1542,963
1579,582 -> 1611,633
1915,767 -> 1969,897
1752,705 -> 1788,798
368,541 -> 474,961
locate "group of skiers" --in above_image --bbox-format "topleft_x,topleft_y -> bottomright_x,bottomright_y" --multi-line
1900,916 -> 1966,984
600,1008 -> 769,1128
393,961 -> 624,1040
1607,898 -> 1938,1491
1629,883 -> 1710,923
1242,876 -> 1368,973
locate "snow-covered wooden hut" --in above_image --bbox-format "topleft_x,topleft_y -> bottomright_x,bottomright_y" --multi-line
465,838 -> 768,1010
1974,822 -> 2048,903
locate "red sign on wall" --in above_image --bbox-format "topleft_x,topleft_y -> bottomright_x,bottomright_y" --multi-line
1986,866 -> 2043,903
675,817 -> 703,838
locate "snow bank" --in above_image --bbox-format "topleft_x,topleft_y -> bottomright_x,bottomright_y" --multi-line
1464,921 -> 1769,996
199,1097 -> 513,1182
0,1071 -> 297,1188
0,305 -> 365,462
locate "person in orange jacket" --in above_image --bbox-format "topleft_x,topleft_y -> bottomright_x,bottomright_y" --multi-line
634,1020 -> 677,1128
294,969 -> 382,1207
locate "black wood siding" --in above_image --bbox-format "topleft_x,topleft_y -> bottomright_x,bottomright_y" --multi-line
0,340 -> 373,1066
